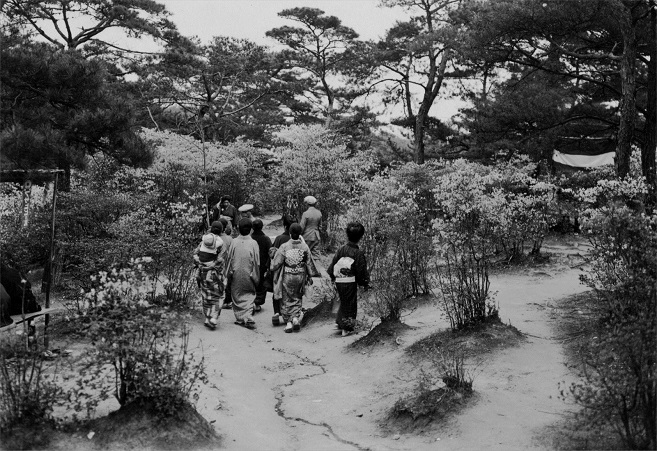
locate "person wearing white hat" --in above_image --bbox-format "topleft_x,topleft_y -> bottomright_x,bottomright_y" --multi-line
238,203 -> 254,222
300,195 -> 322,261
193,231 -> 225,330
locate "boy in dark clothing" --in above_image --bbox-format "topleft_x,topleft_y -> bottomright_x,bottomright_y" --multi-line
251,219 -> 272,310
327,221 -> 370,336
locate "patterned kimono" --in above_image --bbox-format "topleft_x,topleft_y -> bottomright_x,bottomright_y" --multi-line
270,239 -> 318,322
196,258 -> 224,323
224,235 -> 260,324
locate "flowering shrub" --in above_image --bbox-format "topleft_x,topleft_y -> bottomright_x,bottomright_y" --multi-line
342,171 -> 432,295
362,252 -> 413,322
0,331 -> 65,437
107,201 -> 200,308
433,215 -> 497,330
142,128 -> 274,212
77,258 -> 207,415
563,179 -> 656,449
434,159 -> 557,262
0,183 -> 53,269
272,124 -> 374,240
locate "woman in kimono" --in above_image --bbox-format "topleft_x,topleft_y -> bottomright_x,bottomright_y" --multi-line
224,218 -> 260,329
270,223 -> 319,333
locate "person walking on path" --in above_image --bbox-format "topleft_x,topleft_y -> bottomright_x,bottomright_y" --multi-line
269,214 -> 296,326
238,204 -> 255,223
193,232 -> 224,330
251,218 -> 272,312
327,221 -> 370,336
212,195 -> 238,234
217,219 -> 234,310
270,223 -> 319,333
300,196 -> 322,262
224,218 -> 260,329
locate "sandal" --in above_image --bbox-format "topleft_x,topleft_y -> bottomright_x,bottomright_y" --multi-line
292,317 -> 300,332
284,322 -> 293,333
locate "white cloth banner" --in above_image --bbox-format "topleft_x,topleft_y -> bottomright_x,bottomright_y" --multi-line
553,150 -> 615,168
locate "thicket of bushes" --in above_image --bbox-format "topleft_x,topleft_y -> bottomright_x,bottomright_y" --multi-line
563,169 -> 656,450
0,126 -> 654,448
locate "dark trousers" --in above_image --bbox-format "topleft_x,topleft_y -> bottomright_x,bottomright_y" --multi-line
255,268 -> 267,306
335,282 -> 358,331
272,297 -> 281,315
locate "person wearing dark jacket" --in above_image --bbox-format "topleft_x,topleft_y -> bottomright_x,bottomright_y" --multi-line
212,196 -> 238,232
327,222 -> 370,336
251,219 -> 272,310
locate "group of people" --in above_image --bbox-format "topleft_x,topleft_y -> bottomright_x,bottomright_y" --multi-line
193,195 -> 370,336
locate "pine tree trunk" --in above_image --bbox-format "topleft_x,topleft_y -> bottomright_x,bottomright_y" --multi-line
643,1 -> 657,210
616,5 -> 638,178
414,108 -> 427,164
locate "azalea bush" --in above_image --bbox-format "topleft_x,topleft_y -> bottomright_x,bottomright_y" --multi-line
432,161 -> 496,329
272,124 -> 374,242
434,159 -> 557,262
363,252 -> 413,323
142,128 -> 274,213
562,173 -> 656,450
343,171 -> 433,296
76,259 -> 207,415
56,167 -> 199,310
433,216 -> 497,330
0,183 -> 53,269
0,331 -> 65,437
106,200 -> 200,308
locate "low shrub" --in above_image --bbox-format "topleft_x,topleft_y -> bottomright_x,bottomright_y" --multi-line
76,259 -> 208,416
434,217 -> 497,330
0,183 -> 52,269
363,253 -> 413,323
0,327 -> 65,436
561,175 -> 656,450
342,171 -> 433,296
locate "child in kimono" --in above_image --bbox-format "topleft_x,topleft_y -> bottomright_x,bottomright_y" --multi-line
327,222 -> 370,336
194,232 -> 224,329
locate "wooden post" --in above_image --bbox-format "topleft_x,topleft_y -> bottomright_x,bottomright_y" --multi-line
43,172 -> 58,348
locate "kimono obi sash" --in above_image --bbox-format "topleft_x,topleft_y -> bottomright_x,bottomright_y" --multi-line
283,248 -> 306,274
333,257 -> 356,283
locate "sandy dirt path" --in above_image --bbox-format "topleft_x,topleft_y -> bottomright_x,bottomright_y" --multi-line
191,233 -> 589,450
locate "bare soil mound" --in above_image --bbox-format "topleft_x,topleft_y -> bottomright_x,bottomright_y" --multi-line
406,315 -> 525,360
47,400 -> 221,451
349,319 -> 414,349
386,387 -> 475,433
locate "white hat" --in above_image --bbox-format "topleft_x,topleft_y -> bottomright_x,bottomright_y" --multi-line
238,204 -> 254,212
304,195 -> 317,205
199,234 -> 218,254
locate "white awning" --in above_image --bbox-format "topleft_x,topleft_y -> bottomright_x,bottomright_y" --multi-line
553,150 -> 615,168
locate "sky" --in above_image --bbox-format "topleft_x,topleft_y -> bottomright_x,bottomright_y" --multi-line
159,0 -> 407,46
156,0 -> 466,122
